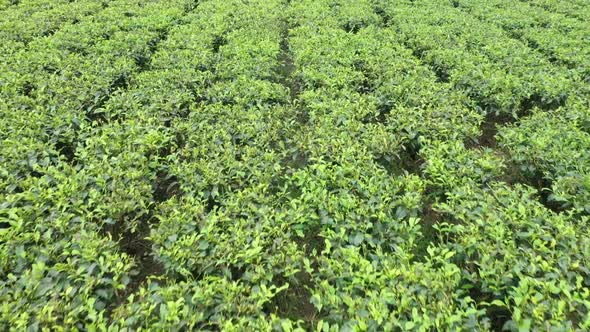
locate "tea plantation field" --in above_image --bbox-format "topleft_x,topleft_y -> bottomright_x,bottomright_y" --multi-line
1,0 -> 589,330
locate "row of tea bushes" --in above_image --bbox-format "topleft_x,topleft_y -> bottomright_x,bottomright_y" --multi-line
450,0 -> 590,83
374,0 -> 575,114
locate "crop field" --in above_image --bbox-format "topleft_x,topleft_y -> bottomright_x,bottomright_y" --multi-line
1,0 -> 589,330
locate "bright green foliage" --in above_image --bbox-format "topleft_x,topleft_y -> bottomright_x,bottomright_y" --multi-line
499,109 -> 590,215
1,0 -> 589,330
0,164 -> 134,329
374,0 -> 576,114
525,0 -> 590,22
421,140 -> 506,192
448,0 -> 590,82
435,183 -> 590,330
